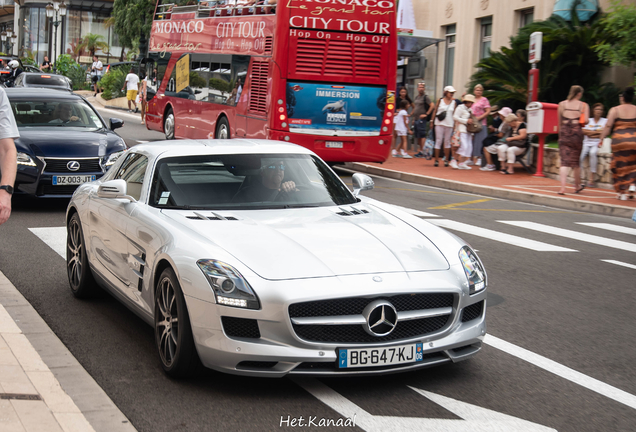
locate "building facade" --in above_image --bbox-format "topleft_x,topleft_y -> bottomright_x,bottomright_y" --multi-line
408,0 -> 634,100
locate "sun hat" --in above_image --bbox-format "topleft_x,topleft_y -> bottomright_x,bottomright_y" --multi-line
490,105 -> 499,113
504,114 -> 519,123
498,107 -> 513,117
443,85 -> 456,93
462,94 -> 476,103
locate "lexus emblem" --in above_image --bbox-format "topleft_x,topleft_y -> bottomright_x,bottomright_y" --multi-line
67,161 -> 80,171
363,300 -> 398,337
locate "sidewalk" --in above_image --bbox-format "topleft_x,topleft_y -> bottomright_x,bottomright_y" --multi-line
0,271 -> 136,432
344,154 -> 636,219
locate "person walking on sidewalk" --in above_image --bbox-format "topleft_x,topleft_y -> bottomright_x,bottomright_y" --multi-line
452,94 -> 476,169
580,103 -> 606,188
469,84 -> 491,167
90,55 -> 103,97
392,100 -> 413,158
411,82 -> 434,158
498,114 -> 528,175
433,86 -> 456,167
139,75 -> 148,124
0,87 -> 19,225
557,85 -> 589,195
122,68 -> 140,113
601,87 -> 636,200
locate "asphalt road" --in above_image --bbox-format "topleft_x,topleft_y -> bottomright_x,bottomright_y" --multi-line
1,110 -> 635,432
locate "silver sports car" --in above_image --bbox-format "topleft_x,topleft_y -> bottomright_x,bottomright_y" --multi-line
66,140 -> 487,377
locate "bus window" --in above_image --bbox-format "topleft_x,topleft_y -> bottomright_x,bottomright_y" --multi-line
148,52 -> 171,94
208,54 -> 232,104
166,53 -> 193,99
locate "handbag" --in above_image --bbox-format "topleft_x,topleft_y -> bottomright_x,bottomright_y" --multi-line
451,128 -> 461,148
435,98 -> 450,121
466,115 -> 483,134
423,129 -> 435,160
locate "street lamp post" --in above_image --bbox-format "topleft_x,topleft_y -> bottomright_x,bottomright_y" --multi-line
45,0 -> 67,72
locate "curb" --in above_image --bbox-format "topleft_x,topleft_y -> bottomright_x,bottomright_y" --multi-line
343,162 -> 636,219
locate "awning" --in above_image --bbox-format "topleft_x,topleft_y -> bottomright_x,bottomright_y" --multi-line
398,30 -> 443,57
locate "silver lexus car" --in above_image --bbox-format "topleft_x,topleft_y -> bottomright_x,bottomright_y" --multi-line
66,139 -> 487,377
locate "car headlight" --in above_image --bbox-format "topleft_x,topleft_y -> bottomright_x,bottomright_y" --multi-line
103,150 -> 126,169
17,152 -> 37,167
458,246 -> 486,294
197,260 -> 260,309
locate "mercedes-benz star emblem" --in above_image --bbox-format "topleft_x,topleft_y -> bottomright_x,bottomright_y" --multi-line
362,300 -> 398,337
67,161 -> 80,171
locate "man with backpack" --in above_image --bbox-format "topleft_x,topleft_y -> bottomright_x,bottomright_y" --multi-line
411,82 -> 434,158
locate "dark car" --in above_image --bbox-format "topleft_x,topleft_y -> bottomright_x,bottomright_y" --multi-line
7,88 -> 127,197
13,72 -> 72,91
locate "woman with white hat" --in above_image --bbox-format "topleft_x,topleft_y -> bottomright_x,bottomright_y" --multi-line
452,94 -> 476,169
432,86 -> 457,167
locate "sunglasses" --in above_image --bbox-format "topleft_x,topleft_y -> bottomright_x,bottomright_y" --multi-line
265,164 -> 285,171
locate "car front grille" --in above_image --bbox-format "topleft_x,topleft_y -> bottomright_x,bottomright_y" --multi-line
289,293 -> 454,318
38,185 -> 79,196
289,293 -> 455,344
43,158 -> 102,173
461,301 -> 484,322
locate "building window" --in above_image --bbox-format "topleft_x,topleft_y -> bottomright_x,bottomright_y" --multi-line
520,8 -> 534,28
19,7 -> 50,65
480,17 -> 492,60
444,24 -> 456,87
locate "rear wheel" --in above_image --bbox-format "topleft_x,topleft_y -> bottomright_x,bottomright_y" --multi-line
67,213 -> 97,298
215,116 -> 230,139
154,267 -> 200,378
164,108 -> 175,140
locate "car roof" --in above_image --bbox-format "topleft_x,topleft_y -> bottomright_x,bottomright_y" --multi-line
4,88 -> 79,100
132,139 -> 315,159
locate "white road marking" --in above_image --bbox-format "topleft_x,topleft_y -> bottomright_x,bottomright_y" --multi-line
576,222 -> 636,236
391,204 -> 439,218
500,221 -> 636,253
293,377 -> 555,431
29,227 -> 66,259
484,334 -> 636,411
601,260 -> 636,270
430,219 -> 577,252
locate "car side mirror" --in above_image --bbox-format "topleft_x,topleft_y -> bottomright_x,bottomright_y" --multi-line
351,173 -> 374,197
97,179 -> 136,202
109,118 -> 124,130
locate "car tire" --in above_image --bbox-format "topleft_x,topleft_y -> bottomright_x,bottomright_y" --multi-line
154,267 -> 200,378
215,116 -> 230,139
66,213 -> 97,298
164,108 -> 175,140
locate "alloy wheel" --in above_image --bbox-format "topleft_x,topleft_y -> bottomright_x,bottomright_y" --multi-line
156,276 -> 179,367
67,218 -> 83,289
164,113 -> 175,139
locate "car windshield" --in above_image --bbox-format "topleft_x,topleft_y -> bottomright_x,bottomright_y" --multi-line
24,75 -> 69,88
10,100 -> 104,130
150,154 -> 357,210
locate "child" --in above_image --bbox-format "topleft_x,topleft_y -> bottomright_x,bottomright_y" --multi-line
392,100 -> 413,158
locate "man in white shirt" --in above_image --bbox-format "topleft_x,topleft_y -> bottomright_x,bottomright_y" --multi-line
0,87 -> 20,225
122,68 -> 140,113
90,55 -> 103,97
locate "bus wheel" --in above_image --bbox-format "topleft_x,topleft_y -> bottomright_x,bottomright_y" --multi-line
215,117 -> 229,139
164,108 -> 175,140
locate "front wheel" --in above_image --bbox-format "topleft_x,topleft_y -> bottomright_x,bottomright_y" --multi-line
67,213 -> 97,298
215,116 -> 230,139
155,267 -> 200,378
164,108 -> 175,140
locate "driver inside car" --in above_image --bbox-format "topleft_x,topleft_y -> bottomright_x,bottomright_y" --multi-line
232,159 -> 298,202
49,103 -> 81,124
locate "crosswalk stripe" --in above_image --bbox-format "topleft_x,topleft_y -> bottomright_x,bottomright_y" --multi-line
500,221 -> 636,253
576,222 -> 636,236
430,220 -> 577,252
29,227 -> 66,259
601,260 -> 636,270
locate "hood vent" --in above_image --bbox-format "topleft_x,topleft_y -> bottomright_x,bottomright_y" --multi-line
336,207 -> 369,216
186,211 -> 238,221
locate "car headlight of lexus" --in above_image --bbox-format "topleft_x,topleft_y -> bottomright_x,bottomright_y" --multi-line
197,260 -> 260,309
17,152 -> 37,167
458,246 -> 487,294
102,149 -> 126,170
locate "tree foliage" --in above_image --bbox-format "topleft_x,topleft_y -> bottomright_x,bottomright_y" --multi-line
78,33 -> 109,56
468,4 -> 612,111
112,0 -> 156,57
595,1 -> 636,68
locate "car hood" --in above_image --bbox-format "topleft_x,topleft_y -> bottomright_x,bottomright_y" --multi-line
15,129 -> 124,158
163,206 -> 449,280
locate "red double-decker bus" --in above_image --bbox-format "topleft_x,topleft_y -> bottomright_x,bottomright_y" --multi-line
144,0 -> 397,162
